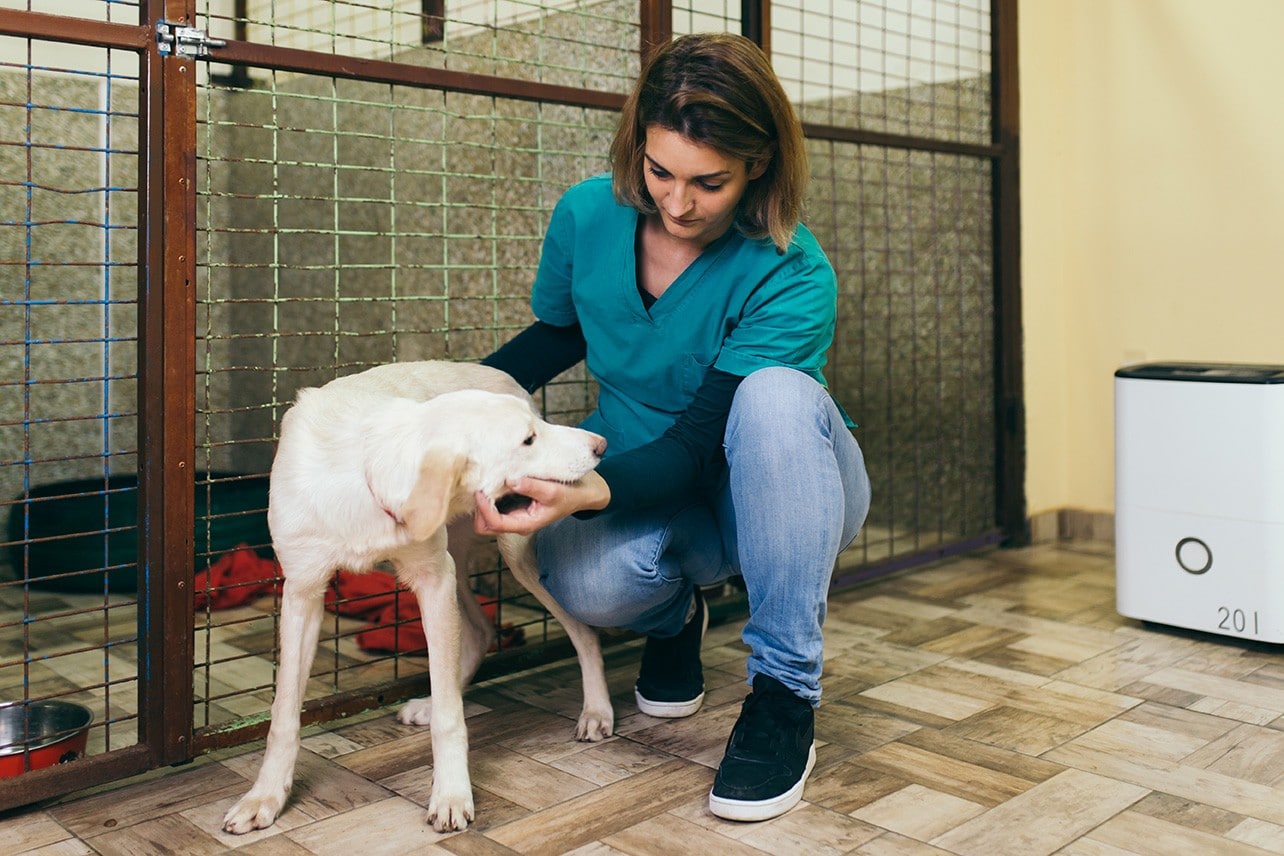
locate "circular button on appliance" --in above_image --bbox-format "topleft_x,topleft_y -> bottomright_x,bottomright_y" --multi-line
1175,537 -> 1212,575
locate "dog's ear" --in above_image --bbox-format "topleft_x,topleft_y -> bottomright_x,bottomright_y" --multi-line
399,449 -> 465,540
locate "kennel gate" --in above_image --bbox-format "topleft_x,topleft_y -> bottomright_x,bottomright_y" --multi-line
0,0 -> 1020,808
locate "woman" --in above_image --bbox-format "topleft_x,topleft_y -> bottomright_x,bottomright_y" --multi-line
475,32 -> 871,822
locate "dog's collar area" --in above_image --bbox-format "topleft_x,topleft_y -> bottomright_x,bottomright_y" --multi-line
367,478 -> 404,525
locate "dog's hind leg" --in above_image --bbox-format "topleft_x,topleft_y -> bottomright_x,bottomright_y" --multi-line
399,547 -> 475,832
223,574 -> 327,833
498,534 -> 614,742
448,521 -> 500,685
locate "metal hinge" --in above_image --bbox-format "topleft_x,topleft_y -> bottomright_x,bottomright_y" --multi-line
156,19 -> 227,58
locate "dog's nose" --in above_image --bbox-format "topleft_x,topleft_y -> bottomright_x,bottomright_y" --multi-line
592,436 -> 607,459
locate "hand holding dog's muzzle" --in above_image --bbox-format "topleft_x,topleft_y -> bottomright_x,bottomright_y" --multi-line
473,473 -> 610,536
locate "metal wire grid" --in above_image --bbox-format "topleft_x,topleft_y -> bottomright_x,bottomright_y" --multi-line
200,0 -> 641,93
0,0 -> 1008,780
671,1 -> 992,145
2,1 -> 140,24
773,0 -> 991,145
191,68 -> 616,728
669,0 -> 738,35
807,140 -> 996,569
0,34 -> 142,765
666,1 -> 998,567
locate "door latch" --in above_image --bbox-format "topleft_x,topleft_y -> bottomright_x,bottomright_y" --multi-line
156,19 -> 228,58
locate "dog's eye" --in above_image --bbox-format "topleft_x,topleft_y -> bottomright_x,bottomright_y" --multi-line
523,433 -> 536,446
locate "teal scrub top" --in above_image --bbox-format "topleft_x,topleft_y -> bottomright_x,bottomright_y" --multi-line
531,174 -> 847,456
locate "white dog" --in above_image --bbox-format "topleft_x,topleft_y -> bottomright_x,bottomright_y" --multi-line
222,360 -> 612,834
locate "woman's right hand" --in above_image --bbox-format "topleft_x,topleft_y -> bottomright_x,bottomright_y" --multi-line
473,471 -> 610,536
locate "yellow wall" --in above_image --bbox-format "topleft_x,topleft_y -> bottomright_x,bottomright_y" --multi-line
1020,0 -> 1284,518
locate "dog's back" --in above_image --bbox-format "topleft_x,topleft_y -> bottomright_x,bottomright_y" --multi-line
267,361 -> 545,573
315,360 -> 529,407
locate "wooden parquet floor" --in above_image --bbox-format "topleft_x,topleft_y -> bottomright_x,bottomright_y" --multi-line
7,541 -> 1284,855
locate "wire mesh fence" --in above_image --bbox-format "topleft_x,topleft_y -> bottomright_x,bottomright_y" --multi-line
0,0 -> 1009,800
200,0 -> 641,92
807,142 -> 995,569
0,30 -> 142,767
772,0 -> 992,144
192,66 -> 619,730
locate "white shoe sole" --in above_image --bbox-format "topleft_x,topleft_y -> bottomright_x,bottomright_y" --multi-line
634,689 -> 706,718
634,592 -> 709,719
708,743 -> 816,822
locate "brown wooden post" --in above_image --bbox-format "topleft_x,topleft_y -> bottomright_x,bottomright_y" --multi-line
992,0 -> 1027,545
640,0 -> 672,62
137,0 -> 198,766
742,0 -> 770,55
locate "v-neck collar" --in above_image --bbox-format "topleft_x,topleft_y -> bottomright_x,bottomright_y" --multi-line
625,214 -> 738,322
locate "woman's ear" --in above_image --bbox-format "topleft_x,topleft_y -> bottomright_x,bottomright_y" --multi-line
747,157 -> 770,181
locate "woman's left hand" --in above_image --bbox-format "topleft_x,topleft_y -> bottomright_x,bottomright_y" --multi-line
473,471 -> 610,536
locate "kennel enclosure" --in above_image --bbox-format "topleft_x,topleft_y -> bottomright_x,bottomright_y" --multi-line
0,0 -> 1021,807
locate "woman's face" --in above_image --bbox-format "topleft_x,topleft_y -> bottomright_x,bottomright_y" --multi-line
642,125 -> 766,249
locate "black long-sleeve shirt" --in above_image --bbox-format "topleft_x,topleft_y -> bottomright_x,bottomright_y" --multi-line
482,321 -> 741,514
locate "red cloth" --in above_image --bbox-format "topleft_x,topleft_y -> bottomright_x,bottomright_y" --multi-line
193,546 -> 280,610
195,546 -> 523,655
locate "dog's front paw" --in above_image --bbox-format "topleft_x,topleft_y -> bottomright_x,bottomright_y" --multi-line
575,705 -> 614,742
427,786 -> 474,832
222,788 -> 286,834
397,697 -> 433,726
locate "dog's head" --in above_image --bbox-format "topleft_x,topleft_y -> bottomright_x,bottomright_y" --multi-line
388,390 -> 606,540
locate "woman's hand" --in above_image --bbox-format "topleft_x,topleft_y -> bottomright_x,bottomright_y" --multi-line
473,471 -> 610,536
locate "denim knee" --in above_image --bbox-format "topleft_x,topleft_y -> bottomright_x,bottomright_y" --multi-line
535,507 -> 718,634
728,367 -> 834,446
735,365 -> 819,407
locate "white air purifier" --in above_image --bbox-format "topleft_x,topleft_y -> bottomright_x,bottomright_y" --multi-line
1115,362 -> 1284,642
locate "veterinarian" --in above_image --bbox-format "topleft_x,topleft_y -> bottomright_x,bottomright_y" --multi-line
474,32 -> 871,822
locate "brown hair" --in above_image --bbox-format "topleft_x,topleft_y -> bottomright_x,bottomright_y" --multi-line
609,33 -> 807,252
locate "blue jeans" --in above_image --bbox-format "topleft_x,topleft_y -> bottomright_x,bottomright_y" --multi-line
535,366 -> 871,704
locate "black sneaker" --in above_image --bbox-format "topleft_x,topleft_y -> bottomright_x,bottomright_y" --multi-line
709,673 -> 816,822
634,586 -> 707,718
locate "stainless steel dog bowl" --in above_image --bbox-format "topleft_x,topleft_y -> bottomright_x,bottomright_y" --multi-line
0,700 -> 93,776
